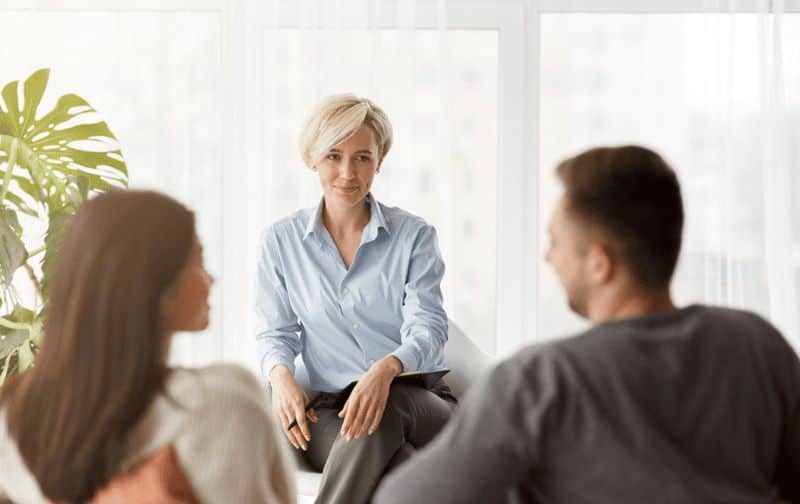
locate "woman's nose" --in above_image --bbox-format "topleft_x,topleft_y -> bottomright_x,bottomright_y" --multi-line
340,159 -> 356,179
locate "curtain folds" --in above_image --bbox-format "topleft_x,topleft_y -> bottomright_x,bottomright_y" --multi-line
537,3 -> 799,351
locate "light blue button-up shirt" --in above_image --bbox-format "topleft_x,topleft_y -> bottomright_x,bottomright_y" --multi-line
255,194 -> 448,392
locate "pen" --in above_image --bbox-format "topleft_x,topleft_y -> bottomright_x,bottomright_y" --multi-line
286,381 -> 358,431
287,395 -> 322,431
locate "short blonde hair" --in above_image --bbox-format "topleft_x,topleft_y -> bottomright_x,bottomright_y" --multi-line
299,94 -> 393,168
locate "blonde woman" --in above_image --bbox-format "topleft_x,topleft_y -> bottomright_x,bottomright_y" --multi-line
255,95 -> 456,504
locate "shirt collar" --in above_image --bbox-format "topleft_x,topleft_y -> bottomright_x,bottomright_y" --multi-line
303,193 -> 390,243
303,198 -> 326,241
363,193 -> 390,242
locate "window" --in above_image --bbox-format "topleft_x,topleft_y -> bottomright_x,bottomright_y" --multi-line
3,0 -> 797,364
538,11 -> 800,343
1,7 -> 225,364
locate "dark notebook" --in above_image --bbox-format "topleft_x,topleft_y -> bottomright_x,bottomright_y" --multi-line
393,368 -> 450,389
334,368 -> 450,402
288,369 -> 450,431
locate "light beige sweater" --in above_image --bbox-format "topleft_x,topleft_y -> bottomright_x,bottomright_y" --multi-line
0,364 -> 295,504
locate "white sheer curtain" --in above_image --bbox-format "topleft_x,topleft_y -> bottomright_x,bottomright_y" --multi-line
5,0 -> 797,369
0,5 -> 226,365
537,3 -> 800,350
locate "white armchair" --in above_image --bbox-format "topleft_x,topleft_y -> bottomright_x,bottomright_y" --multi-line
290,320 -> 491,502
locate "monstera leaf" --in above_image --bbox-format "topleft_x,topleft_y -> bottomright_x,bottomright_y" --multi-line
41,206 -> 75,298
0,329 -> 26,361
0,208 -> 25,283
0,69 -> 127,210
0,307 -> 37,379
0,68 -> 129,384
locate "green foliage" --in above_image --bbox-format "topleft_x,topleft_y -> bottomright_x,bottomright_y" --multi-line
0,209 -> 25,284
0,69 -> 128,384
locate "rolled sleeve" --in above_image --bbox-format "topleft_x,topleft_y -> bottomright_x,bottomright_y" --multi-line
394,224 -> 448,372
254,226 -> 303,380
390,344 -> 419,375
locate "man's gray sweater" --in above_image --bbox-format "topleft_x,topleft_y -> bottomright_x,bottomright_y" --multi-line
375,305 -> 800,503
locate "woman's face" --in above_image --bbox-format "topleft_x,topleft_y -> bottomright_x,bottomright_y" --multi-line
315,124 -> 381,211
161,235 -> 214,333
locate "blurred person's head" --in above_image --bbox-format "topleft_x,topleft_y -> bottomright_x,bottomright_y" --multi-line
545,145 -> 683,322
299,94 -> 393,214
0,190 -> 213,502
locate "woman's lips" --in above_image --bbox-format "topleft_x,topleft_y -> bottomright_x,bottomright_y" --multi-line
335,186 -> 359,193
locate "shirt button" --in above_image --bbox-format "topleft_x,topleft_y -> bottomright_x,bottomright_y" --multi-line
352,323 -> 359,330
342,287 -> 349,295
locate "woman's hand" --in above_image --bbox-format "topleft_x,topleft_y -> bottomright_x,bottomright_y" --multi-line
269,365 -> 318,451
338,356 -> 403,441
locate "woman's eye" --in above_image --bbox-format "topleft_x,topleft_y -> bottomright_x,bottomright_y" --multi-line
327,154 -> 340,161
357,155 -> 371,162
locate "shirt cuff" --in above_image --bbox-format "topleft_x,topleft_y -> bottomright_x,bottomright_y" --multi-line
391,344 -> 420,374
262,352 -> 296,381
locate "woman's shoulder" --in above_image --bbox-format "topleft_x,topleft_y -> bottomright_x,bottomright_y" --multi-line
377,201 -> 435,236
259,207 -> 316,243
166,364 -> 267,408
121,365 -> 271,471
126,366 -> 288,503
165,365 -> 278,458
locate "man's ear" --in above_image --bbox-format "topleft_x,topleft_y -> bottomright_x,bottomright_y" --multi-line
587,243 -> 614,284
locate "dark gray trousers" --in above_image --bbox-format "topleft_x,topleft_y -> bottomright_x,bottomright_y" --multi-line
303,383 -> 456,504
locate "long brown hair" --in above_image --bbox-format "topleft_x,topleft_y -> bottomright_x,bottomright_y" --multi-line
0,190 -> 195,502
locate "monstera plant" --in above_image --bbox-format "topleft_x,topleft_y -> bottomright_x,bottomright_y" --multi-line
0,69 -> 128,384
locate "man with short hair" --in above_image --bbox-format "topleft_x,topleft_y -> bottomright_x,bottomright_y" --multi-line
374,146 -> 800,503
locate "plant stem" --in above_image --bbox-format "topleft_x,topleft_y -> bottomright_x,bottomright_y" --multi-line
0,138 -> 17,203
0,350 -> 15,384
0,316 -> 28,330
28,245 -> 45,258
23,263 -> 42,298
9,284 -> 21,307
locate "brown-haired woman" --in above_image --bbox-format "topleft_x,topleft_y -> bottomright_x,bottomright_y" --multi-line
0,190 -> 294,503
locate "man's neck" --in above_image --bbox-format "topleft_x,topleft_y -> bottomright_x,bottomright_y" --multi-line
588,287 -> 675,324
